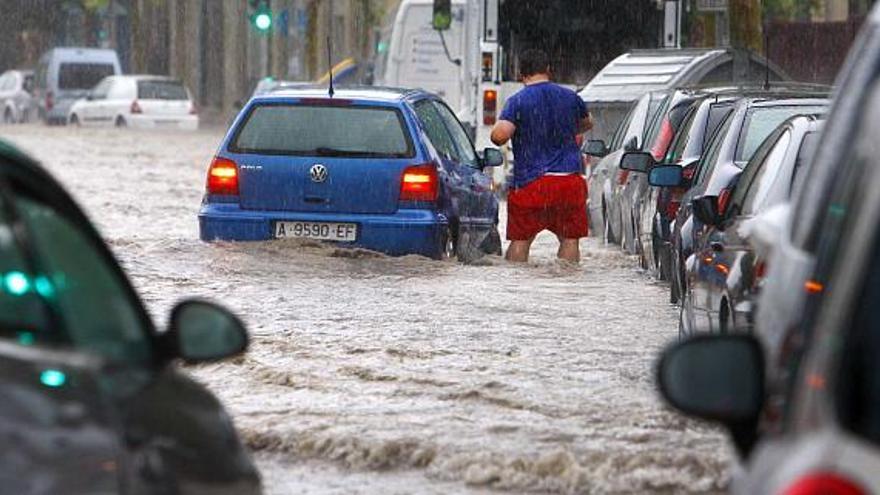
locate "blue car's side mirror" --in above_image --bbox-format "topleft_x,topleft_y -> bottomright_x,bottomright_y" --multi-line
481,148 -> 504,168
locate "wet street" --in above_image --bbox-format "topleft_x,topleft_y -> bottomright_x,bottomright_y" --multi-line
0,126 -> 731,494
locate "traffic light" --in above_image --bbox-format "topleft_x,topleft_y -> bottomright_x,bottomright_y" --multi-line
433,0 -> 452,30
251,1 -> 273,33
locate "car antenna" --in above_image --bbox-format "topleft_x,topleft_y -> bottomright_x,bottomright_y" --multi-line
327,36 -> 335,98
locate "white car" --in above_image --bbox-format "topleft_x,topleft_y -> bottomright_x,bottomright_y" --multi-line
0,69 -> 36,124
68,75 -> 198,130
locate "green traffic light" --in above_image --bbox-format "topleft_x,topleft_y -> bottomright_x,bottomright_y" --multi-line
254,12 -> 272,31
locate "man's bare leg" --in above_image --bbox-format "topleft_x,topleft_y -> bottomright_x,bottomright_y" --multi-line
506,238 -> 535,262
557,237 -> 581,263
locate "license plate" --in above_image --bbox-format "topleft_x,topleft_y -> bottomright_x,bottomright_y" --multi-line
275,221 -> 357,242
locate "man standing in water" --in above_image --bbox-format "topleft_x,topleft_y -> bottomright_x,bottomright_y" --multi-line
490,49 -> 592,263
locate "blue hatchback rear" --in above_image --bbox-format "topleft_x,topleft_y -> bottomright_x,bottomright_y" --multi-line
199,87 -> 501,259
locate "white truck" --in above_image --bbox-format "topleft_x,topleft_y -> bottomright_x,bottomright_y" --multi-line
376,0 -> 521,188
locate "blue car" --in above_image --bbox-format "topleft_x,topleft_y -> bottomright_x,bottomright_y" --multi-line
199,86 -> 503,260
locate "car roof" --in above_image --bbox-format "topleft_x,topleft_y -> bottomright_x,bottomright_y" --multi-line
255,85 -> 429,104
579,49 -> 784,103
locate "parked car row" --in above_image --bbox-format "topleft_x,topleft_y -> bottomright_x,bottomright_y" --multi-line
652,4 -> 880,493
2,46 -> 199,129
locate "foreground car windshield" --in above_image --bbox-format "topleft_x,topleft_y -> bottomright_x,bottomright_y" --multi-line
737,105 -> 826,163
231,104 -> 414,158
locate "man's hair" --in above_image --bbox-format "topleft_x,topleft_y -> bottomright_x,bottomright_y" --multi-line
519,49 -> 550,78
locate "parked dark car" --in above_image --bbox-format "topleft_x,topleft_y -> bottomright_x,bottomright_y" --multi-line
0,140 -> 261,494
667,96 -> 828,335
665,115 -> 823,335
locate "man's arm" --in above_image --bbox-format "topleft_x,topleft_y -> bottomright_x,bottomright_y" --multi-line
491,119 -> 516,146
577,112 -> 594,134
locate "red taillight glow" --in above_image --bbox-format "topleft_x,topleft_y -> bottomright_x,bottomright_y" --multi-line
483,89 -> 498,126
718,188 -> 732,216
207,157 -> 239,195
130,100 -> 143,114
666,200 -> 681,220
805,280 -> 824,294
782,473 -> 865,495
400,164 -> 438,202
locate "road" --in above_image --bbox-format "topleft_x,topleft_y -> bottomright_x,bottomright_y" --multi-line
0,125 -> 731,494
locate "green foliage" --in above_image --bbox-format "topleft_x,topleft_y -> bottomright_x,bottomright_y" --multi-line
763,0 -> 822,21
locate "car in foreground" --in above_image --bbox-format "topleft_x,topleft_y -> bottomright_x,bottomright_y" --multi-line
199,86 -> 502,261
0,69 -> 36,124
35,47 -> 121,125
68,75 -> 198,129
655,94 -> 880,495
0,140 -> 260,493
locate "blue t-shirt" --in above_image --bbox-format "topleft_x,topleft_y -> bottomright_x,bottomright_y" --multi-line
499,82 -> 588,189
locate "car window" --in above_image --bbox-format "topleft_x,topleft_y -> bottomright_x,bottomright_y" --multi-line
232,104 -> 414,158
611,104 -> 636,150
431,100 -> 479,168
704,103 -> 734,149
413,100 -> 460,162
736,105 -> 827,163
0,191 -> 152,363
643,95 -> 672,152
694,113 -> 733,187
0,74 -> 11,91
665,105 -> 697,164
58,63 -> 116,91
138,80 -> 188,100
740,130 -> 792,215
729,127 -> 786,216
90,78 -> 113,99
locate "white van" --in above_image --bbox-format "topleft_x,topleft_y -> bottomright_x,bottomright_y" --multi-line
35,47 -> 122,125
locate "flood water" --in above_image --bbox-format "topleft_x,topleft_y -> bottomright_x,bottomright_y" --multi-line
0,125 -> 731,494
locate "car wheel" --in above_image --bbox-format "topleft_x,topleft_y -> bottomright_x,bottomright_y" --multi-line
69,114 -> 80,127
3,109 -> 13,124
480,227 -> 502,256
115,116 -> 127,128
438,224 -> 457,261
602,202 -> 616,245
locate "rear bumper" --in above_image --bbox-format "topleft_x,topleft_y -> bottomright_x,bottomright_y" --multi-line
129,114 -> 199,130
198,203 -> 445,258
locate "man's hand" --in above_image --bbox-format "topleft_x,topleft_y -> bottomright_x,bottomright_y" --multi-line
577,113 -> 594,134
491,120 -> 516,146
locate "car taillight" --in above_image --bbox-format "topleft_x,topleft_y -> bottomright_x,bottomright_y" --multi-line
45,91 -> 53,111
130,100 -> 143,114
483,89 -> 497,126
400,164 -> 438,202
782,473 -> 865,495
718,188 -> 732,216
207,157 -> 239,195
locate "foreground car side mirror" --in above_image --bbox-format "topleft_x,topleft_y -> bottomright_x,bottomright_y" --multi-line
165,299 -> 248,364
620,151 -> 655,173
648,165 -> 683,187
480,148 -> 504,168
692,195 -> 721,227
657,334 -> 764,456
584,139 -> 608,158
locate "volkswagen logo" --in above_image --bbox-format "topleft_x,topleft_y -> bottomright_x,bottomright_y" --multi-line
310,164 -> 328,183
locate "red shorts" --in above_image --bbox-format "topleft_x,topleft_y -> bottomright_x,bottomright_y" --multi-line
507,174 -> 589,241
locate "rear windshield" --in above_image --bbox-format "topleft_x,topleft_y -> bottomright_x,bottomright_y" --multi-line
736,105 -> 826,163
231,104 -> 414,158
58,63 -> 116,90
138,80 -> 188,100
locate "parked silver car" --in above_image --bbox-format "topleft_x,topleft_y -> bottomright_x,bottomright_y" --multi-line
0,69 -> 36,124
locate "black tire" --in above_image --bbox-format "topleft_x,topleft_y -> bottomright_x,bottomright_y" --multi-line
69,114 -> 80,127
115,116 -> 127,128
480,228 -> 503,256
3,109 -> 13,124
437,224 -> 457,261
719,301 -> 732,334
603,201 -> 617,244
